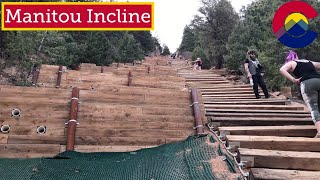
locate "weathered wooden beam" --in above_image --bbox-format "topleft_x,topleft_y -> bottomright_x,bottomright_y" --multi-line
205,105 -> 304,111
251,168 -> 320,180
7,135 -> 66,144
210,117 -> 313,126
0,144 -> 61,158
74,128 -> 192,138
238,148 -> 320,171
206,109 -> 309,114
219,125 -> 316,138
210,113 -> 309,118
60,145 -> 156,153
0,135 -> 8,144
226,135 -> 320,152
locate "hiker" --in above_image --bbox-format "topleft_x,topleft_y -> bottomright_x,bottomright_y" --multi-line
193,57 -> 202,70
244,50 -> 269,99
280,50 -> 320,138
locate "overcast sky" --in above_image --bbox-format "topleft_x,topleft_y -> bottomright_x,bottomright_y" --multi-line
122,0 -> 254,52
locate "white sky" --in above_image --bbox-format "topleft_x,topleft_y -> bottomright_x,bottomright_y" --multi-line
121,0 -> 254,52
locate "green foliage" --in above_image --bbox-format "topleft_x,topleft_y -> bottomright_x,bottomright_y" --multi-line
192,46 -> 209,69
130,31 -> 156,54
188,0 -> 239,69
118,33 -> 144,63
161,45 -> 171,56
179,25 -> 197,52
6,32 -> 38,63
153,37 -> 162,53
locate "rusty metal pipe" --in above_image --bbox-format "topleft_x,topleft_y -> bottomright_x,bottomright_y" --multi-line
56,66 -> 63,88
66,87 -> 80,151
128,71 -> 132,86
191,88 -> 204,135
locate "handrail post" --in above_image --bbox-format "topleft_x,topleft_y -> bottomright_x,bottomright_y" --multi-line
66,87 -> 80,151
128,71 -> 132,86
191,88 -> 204,135
56,65 -> 63,88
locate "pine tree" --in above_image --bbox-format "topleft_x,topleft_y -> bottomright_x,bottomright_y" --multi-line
161,45 -> 171,56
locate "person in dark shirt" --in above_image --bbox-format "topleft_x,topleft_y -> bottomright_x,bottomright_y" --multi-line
280,50 -> 320,138
244,50 -> 269,99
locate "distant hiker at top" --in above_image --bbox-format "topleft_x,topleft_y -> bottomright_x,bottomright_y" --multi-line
244,50 -> 269,99
280,50 -> 320,138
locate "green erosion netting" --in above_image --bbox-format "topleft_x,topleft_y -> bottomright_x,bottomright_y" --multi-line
0,135 -> 241,180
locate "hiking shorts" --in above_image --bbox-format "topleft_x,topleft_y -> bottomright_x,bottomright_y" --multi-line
300,78 -> 320,124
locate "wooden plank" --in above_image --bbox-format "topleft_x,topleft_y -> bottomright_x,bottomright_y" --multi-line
74,136 -> 166,146
7,135 -> 66,144
76,121 -> 194,130
0,144 -> 61,158
227,135 -> 320,152
208,112 -> 310,118
79,104 -> 194,116
192,84 -> 251,89
81,86 -> 191,97
202,91 -> 255,95
74,128 -> 193,138
0,97 -> 69,105
6,126 -> 65,136
205,105 -> 304,111
206,109 -> 309,114
219,125 -> 316,137
200,88 -> 254,92
78,114 -> 195,123
210,118 -> 313,127
0,85 -> 71,96
0,135 -> 8,144
238,148 -> 320,171
251,168 -> 320,180
210,117 -> 312,122
203,94 -> 257,98
60,145 -> 156,153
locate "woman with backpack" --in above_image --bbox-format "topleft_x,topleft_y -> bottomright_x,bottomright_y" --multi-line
280,50 -> 320,138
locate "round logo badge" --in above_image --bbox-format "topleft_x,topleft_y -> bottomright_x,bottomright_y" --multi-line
272,1 -> 318,48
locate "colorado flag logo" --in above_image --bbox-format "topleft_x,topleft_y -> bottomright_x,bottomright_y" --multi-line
272,1 -> 318,48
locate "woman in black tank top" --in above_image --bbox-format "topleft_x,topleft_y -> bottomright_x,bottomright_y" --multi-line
280,50 -> 320,138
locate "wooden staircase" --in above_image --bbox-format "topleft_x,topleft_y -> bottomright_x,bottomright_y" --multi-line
173,59 -> 320,180
0,57 -> 206,158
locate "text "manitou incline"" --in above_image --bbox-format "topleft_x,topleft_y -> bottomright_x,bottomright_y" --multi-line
1,2 -> 154,31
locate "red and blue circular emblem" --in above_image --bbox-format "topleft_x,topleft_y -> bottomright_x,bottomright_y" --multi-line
272,1 -> 318,48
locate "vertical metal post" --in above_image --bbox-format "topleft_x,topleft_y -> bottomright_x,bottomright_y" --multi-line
56,65 -> 63,88
66,87 -> 80,151
128,71 -> 132,86
191,88 -> 204,135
